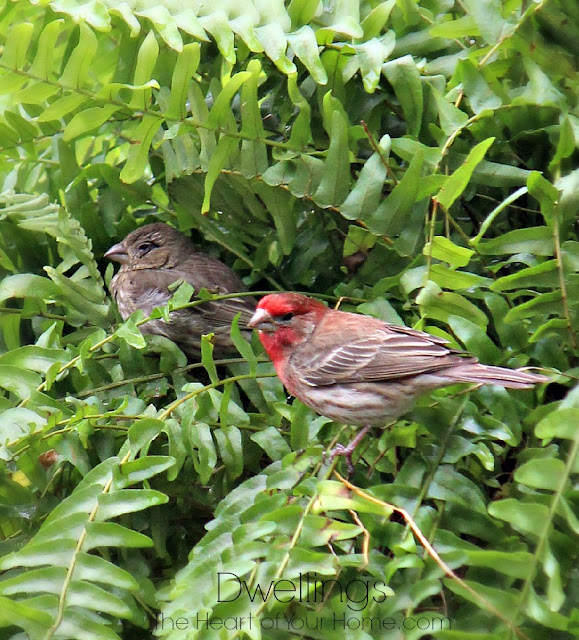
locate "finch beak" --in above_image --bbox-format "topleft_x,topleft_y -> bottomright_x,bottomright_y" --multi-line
248,308 -> 276,332
104,242 -> 129,264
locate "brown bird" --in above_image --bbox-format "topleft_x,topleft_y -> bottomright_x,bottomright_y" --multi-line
105,222 -> 255,357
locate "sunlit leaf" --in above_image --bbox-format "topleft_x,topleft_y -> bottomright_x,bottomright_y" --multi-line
477,227 -> 554,256
383,55 -> 423,136
313,105 -> 350,207
435,138 -> 495,210
423,236 -> 474,268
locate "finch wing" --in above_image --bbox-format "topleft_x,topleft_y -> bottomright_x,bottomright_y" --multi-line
118,263 -> 255,327
298,319 -> 472,386
177,253 -> 256,326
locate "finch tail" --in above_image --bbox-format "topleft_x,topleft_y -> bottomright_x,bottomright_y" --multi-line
443,364 -> 548,389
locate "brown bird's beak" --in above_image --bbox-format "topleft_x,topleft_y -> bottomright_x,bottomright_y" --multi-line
248,308 -> 276,332
104,241 -> 129,264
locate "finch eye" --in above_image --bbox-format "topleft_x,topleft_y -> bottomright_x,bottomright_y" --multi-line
137,241 -> 157,255
279,312 -> 294,322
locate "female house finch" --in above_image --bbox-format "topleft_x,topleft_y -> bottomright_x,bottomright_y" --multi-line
105,222 -> 255,357
249,293 -> 548,468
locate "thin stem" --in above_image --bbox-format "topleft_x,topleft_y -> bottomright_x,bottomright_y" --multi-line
437,112 -> 487,166
444,208 -> 475,249
361,120 -> 398,185
0,307 -> 67,322
76,357 -> 255,398
477,0 -> 549,68
10,422 -> 131,458
425,199 -> 439,281
471,187 -> 529,246
159,372 -> 277,420
476,192 -> 540,215
552,206 -> 577,349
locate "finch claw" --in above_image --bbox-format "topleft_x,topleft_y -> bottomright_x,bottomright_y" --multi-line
325,425 -> 373,475
328,444 -> 355,475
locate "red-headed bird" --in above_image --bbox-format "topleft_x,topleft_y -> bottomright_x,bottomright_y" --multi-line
249,293 -> 547,469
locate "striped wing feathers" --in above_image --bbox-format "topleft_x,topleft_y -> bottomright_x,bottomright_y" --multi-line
298,316 -> 471,386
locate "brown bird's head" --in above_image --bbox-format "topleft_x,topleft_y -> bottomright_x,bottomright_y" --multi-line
104,222 -> 193,270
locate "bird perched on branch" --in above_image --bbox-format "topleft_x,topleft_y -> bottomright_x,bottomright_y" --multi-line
249,293 -> 548,469
105,222 -> 255,357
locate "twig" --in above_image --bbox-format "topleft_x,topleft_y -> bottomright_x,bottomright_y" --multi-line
334,472 -> 532,640
552,204 -> 577,349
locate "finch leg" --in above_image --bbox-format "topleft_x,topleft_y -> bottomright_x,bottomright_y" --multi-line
328,425 -> 372,474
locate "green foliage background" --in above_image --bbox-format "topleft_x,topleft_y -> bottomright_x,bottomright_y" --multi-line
0,0 -> 577,638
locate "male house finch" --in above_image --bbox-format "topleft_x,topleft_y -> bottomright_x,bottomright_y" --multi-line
105,222 -> 255,357
249,293 -> 548,468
